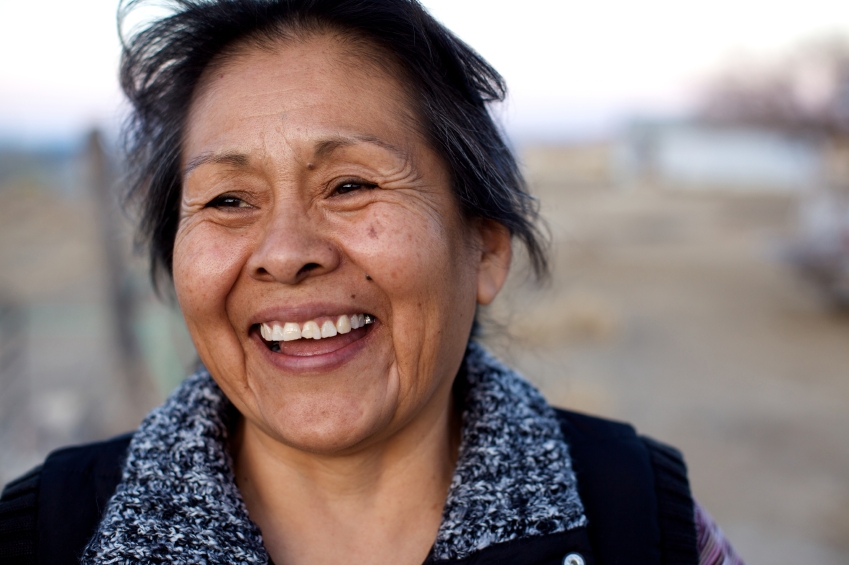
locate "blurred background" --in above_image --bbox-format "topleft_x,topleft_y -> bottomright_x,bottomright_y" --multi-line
1,1 -> 848,563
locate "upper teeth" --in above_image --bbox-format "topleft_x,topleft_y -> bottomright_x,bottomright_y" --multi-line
260,314 -> 372,342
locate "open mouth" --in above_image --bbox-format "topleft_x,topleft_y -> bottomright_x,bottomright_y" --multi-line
254,314 -> 375,355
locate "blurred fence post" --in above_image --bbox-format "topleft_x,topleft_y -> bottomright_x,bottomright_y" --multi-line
87,129 -> 158,424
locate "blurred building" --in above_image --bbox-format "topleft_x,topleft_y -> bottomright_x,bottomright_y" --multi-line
617,121 -> 823,193
524,120 -> 849,309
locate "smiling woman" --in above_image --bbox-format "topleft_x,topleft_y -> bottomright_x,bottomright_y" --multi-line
0,1 -> 743,565
176,41 -> 500,536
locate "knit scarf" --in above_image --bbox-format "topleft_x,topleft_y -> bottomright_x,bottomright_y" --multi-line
82,342 -> 587,563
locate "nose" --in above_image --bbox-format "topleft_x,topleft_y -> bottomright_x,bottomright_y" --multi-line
246,203 -> 341,285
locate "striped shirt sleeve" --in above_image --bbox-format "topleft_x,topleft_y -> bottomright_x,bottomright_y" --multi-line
695,500 -> 745,565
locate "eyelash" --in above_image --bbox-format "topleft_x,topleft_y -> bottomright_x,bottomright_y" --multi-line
206,195 -> 250,208
333,180 -> 378,195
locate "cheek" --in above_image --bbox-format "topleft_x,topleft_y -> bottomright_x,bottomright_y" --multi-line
340,203 -> 479,349
173,226 -> 253,326
345,206 -> 458,294
346,205 -> 476,409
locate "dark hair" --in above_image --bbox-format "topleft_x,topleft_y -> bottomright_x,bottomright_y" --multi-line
119,0 -> 548,286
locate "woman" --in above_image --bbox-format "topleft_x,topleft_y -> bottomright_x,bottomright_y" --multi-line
0,1 -> 742,564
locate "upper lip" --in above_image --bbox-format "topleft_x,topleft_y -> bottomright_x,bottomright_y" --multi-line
247,302 -> 373,329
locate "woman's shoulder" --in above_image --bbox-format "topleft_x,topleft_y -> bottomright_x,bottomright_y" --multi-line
553,406 -> 640,440
551,407 -> 745,564
552,407 -> 700,565
0,464 -> 41,563
0,432 -> 133,565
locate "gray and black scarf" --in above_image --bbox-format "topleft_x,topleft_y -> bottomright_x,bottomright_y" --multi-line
82,342 -> 587,563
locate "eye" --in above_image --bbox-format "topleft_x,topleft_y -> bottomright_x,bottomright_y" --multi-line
333,180 -> 377,195
206,194 -> 251,208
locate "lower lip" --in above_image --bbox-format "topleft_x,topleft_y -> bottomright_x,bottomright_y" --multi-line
252,323 -> 376,373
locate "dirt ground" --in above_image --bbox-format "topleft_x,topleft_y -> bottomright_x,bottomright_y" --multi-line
482,153 -> 849,564
1,148 -> 848,564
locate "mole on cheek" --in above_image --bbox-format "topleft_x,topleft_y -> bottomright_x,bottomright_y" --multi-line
368,226 -> 378,239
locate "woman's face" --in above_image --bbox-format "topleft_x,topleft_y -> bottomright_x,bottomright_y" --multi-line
174,35 -> 510,454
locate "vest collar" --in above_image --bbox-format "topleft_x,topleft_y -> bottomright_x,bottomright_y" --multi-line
82,342 -> 586,563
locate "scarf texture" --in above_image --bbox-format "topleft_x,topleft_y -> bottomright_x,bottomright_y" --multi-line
82,342 -> 586,563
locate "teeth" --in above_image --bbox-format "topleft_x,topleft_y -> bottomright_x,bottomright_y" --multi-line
336,315 -> 351,334
298,322 -> 313,339
261,314 -> 372,343
321,320 -> 338,338
302,320 -> 321,340
282,322 -> 301,341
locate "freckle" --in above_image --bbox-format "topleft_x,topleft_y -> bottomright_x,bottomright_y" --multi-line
351,294 -> 356,299
368,226 -> 378,239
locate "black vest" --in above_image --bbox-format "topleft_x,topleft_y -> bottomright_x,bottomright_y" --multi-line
0,409 -> 698,565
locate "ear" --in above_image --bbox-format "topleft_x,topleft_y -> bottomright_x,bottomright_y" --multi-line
475,220 -> 512,306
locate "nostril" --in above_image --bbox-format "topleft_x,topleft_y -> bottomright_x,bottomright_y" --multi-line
296,263 -> 321,278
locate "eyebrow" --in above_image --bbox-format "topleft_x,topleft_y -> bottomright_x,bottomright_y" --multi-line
182,135 -> 409,177
314,134 -> 409,161
183,152 -> 249,177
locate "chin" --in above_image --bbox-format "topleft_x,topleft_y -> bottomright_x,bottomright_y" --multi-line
256,392 -> 397,455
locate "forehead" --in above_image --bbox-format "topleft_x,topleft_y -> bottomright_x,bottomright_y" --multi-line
183,34 -> 423,164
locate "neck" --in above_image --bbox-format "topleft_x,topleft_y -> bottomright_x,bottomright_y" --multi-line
232,388 -> 461,565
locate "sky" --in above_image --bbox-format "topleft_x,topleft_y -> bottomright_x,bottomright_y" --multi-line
2,0 -> 849,146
